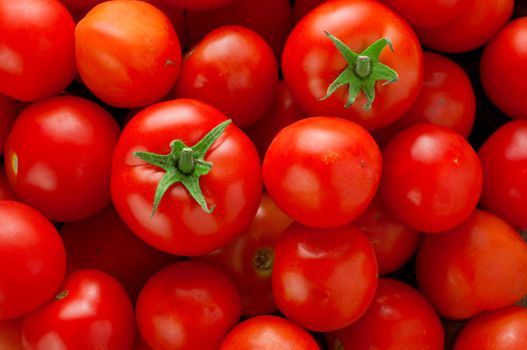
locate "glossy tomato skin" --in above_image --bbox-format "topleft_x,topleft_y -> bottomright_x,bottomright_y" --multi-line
0,94 -> 17,154
283,0 -> 423,131
380,124 -> 482,233
111,99 -> 262,256
4,96 -> 120,222
0,201 -> 66,321
263,117 -> 381,228
136,261 -> 242,350
326,279 -> 444,350
0,318 -> 23,350
0,0 -> 76,101
481,18 -> 527,120
416,210 -> 527,320
75,0 -> 181,108
380,0 -> 469,28
22,270 -> 136,350
174,26 -> 278,128
219,315 -> 321,350
272,222 -> 378,332
454,306 -> 527,350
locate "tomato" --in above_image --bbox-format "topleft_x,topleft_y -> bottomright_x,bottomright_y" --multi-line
75,0 -> 181,108
0,201 -> 66,320
454,306 -> 527,350
0,318 -> 22,350
263,117 -> 381,228
174,26 -> 278,127
416,210 -> 527,320
379,0 -> 469,28
282,0 -> 423,130
0,0 -> 76,101
326,278 -> 444,350
4,96 -> 120,222
112,99 -> 262,256
414,0 -> 513,53
481,18 -> 527,120
0,94 -> 17,154
22,270 -> 136,350
293,0 -> 328,23
136,261 -> 241,350
380,124 -> 482,233
0,165 -> 16,200
272,222 -> 378,332
219,315 -> 321,350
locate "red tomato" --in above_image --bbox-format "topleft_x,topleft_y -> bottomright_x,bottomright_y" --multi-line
416,210 -> 527,320
263,117 -> 381,228
0,0 -> 76,101
481,18 -> 527,120
4,96 -> 120,222
478,120 -> 527,230
174,26 -> 278,127
293,0 -> 328,23
136,261 -> 241,350
0,318 -> 22,350
0,201 -> 66,320
454,306 -> 527,350
380,124 -> 482,233
272,222 -> 378,332
326,278 -> 444,350
75,0 -> 181,108
111,99 -> 262,256
0,165 -> 16,200
282,0 -> 423,130
380,0 -> 469,28
0,94 -> 17,154
414,0 -> 513,53
219,315 -> 321,350
22,270 -> 136,350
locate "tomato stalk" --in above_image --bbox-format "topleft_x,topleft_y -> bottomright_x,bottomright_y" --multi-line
252,247 -> 274,277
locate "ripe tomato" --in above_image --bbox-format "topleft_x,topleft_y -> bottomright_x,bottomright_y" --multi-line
263,117 -> 381,228
4,96 -> 120,222
22,270 -> 136,350
0,201 -> 66,320
136,261 -> 241,350
416,210 -> 527,320
380,124 -> 482,233
380,0 -> 469,28
0,165 -> 16,200
219,315 -> 321,350
481,18 -> 527,120
75,0 -> 181,108
282,0 -> 423,130
0,0 -> 76,101
0,318 -> 22,350
111,99 -> 262,256
272,222 -> 378,332
326,278 -> 444,350
174,26 -> 278,127
0,94 -> 17,154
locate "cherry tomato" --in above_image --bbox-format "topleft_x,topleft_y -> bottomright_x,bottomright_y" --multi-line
0,201 -> 66,320
0,318 -> 22,350
380,0 -> 469,28
272,222 -> 378,332
0,93 -> 17,154
263,117 -> 381,228
0,165 -> 16,200
4,96 -> 120,222
22,270 -> 136,350
416,210 -> 527,320
380,124 -> 482,233
136,261 -> 241,350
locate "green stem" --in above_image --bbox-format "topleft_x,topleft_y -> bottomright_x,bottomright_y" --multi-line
178,147 -> 195,174
355,55 -> 371,78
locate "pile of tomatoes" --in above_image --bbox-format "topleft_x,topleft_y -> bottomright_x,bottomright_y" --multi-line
1,0 -> 527,349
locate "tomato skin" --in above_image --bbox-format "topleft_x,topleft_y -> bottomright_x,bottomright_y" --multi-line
272,222 -> 378,332
0,0 -> 76,101
174,26 -> 278,128
0,318 -> 23,350
481,18 -> 527,120
282,0 -> 423,131
0,94 -> 17,154
111,99 -> 262,256
380,124 -> 482,233
22,270 -> 136,350
380,0 -> 469,28
454,306 -> 527,350
136,261 -> 242,350
416,210 -> 527,320
4,96 -> 120,222
75,0 -> 181,108
0,201 -> 66,321
326,278 -> 444,350
263,117 -> 381,228
219,315 -> 321,350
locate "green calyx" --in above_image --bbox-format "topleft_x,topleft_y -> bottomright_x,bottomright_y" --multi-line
133,119 -> 232,217
321,31 -> 399,111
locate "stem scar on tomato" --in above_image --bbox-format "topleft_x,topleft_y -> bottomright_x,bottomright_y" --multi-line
321,32 -> 399,111
133,119 -> 232,217
252,247 -> 274,277
55,290 -> 69,301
